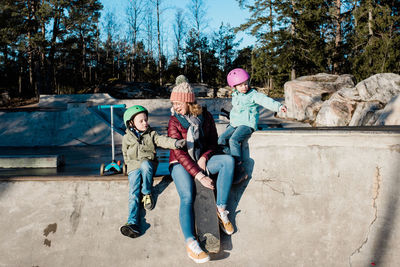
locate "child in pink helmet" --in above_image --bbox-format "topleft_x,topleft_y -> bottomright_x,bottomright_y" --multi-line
218,68 -> 287,184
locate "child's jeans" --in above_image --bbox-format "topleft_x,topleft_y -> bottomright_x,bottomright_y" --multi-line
218,125 -> 254,162
127,160 -> 155,225
170,154 -> 234,242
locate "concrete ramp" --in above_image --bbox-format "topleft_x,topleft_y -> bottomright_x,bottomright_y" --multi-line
1,130 -> 400,266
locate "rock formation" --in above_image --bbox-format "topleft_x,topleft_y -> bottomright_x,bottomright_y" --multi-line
282,73 -> 400,126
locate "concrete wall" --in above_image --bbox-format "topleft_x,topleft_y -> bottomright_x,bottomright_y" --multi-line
1,130 -> 399,266
0,94 -> 232,147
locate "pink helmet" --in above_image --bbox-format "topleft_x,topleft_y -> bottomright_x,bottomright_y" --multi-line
227,68 -> 250,87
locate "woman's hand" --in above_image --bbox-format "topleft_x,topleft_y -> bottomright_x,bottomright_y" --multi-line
198,175 -> 214,190
197,156 -> 207,171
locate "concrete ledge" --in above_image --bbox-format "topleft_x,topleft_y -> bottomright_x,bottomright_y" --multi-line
0,131 -> 399,266
0,155 -> 64,168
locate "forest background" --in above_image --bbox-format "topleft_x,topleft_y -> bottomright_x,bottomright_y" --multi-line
0,0 -> 399,103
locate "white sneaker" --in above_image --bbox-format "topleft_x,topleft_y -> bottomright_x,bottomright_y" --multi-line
186,240 -> 210,263
217,210 -> 234,235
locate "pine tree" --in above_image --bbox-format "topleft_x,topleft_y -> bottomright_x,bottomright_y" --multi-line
212,23 -> 239,84
351,0 -> 400,81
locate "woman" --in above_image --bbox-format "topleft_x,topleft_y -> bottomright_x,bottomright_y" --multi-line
168,80 -> 235,263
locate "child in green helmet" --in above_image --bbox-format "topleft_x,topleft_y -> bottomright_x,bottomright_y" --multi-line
120,105 -> 186,238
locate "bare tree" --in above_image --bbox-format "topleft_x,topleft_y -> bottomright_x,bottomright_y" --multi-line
103,11 -> 119,77
146,0 -> 165,85
173,8 -> 186,65
126,0 -> 145,81
144,4 -> 154,71
188,0 -> 207,83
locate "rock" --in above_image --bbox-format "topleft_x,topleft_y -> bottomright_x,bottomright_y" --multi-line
284,73 -> 355,121
1,92 -> 10,106
216,87 -> 231,98
348,102 -> 383,126
315,91 -> 357,126
189,83 -> 209,97
374,95 -> 400,125
285,73 -> 400,126
315,73 -> 400,126
355,73 -> 400,103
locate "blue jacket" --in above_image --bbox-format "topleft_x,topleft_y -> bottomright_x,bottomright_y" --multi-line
230,88 -> 282,130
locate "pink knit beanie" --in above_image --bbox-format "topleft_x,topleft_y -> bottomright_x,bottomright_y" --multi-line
170,82 -> 195,103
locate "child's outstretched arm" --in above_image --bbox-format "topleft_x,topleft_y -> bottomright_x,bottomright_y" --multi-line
154,131 -> 184,150
252,91 -> 286,113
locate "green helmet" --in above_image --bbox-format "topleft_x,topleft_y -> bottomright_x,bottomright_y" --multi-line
123,105 -> 148,127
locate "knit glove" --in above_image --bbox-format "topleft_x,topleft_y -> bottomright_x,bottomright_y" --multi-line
175,139 -> 186,149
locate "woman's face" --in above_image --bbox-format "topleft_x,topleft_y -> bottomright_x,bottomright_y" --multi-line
172,101 -> 189,115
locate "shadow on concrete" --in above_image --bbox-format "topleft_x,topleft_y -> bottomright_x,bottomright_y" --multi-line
0,145 -> 125,177
139,210 -> 151,236
371,158 -> 400,265
0,181 -> 11,199
153,175 -> 173,207
137,175 -> 173,236
213,139 -> 255,260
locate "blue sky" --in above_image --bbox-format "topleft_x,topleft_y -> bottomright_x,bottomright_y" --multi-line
99,0 -> 256,54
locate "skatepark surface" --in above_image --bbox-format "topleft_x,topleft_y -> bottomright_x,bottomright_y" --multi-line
1,94 -> 400,266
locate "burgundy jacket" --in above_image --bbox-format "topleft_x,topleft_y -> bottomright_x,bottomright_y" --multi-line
168,109 -> 219,178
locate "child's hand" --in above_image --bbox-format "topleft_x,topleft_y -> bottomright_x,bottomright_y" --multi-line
280,105 -> 287,113
175,139 -> 186,149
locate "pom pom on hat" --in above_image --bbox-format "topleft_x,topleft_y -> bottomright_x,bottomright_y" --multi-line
170,81 -> 195,103
175,75 -> 189,85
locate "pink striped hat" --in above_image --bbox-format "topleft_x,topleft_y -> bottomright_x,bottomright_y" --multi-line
170,82 -> 195,103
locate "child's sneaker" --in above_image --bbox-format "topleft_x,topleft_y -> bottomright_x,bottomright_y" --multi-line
142,194 -> 154,210
217,209 -> 234,235
120,223 -> 140,238
186,240 -> 210,263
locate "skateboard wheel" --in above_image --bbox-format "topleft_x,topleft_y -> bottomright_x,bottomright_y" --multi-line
100,163 -> 105,176
117,160 -> 121,166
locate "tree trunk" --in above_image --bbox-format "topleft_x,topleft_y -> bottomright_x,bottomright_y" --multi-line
19,66 -> 23,94
290,0 -> 296,80
268,0 -> 273,89
156,0 -> 163,86
27,11 -> 34,94
82,34 -> 86,83
198,49 -> 203,83
368,0 -> 373,67
48,6 -> 61,94
333,0 -> 342,74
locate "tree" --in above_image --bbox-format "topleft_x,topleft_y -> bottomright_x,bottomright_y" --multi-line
351,0 -> 400,81
187,0 -> 208,83
212,23 -> 239,72
172,8 -> 186,66
153,0 -> 164,86
103,10 -> 119,78
0,0 -> 26,94
212,23 -> 239,84
126,0 -> 145,82
65,0 -> 102,89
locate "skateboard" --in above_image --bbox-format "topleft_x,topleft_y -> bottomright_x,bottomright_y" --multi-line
193,179 -> 220,253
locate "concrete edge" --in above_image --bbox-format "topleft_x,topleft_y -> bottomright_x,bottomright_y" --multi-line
0,175 -> 169,182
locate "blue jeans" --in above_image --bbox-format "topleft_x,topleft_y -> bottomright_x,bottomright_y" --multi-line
127,160 -> 155,225
218,125 -> 254,161
170,154 -> 234,242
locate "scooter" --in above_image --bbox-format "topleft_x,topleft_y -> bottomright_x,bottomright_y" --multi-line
97,104 -> 126,175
